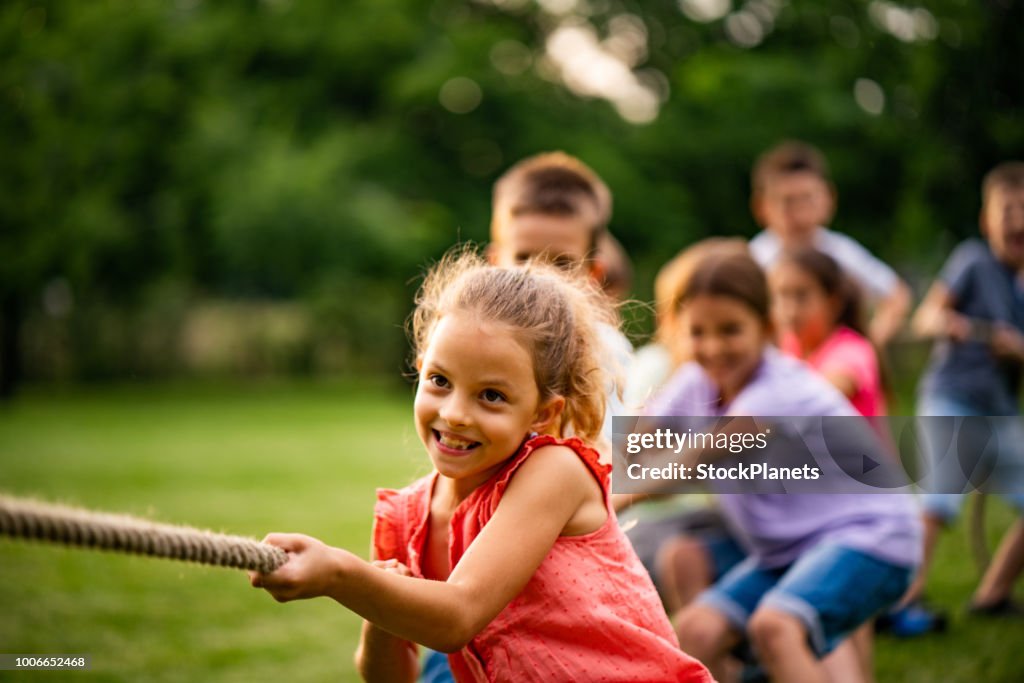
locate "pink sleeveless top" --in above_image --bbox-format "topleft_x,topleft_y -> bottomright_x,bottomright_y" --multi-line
780,326 -> 887,417
373,434 -> 712,683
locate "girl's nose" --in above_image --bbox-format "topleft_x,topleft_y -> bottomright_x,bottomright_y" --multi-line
439,395 -> 471,427
701,336 -> 724,359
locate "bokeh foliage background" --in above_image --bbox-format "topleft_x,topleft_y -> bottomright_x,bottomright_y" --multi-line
2,0 -> 1022,389
3,3 -> 1024,680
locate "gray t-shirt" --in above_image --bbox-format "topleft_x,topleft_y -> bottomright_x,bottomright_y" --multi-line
749,227 -> 899,302
918,239 -> 1024,415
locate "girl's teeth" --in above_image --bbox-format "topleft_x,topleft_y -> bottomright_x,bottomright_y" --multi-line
439,433 -> 476,449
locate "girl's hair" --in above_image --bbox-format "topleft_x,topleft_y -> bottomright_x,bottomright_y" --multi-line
411,246 -> 615,442
679,250 -> 770,321
656,238 -> 750,364
776,248 -> 866,336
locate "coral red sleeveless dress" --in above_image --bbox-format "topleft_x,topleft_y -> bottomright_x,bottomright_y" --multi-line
373,434 -> 713,682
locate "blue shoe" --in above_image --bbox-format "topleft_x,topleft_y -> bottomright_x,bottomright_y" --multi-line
878,601 -> 948,637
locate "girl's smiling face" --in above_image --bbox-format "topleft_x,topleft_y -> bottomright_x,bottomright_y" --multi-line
682,294 -> 772,406
414,311 -> 562,497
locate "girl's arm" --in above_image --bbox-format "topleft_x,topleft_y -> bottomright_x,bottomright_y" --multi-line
251,444 -> 602,653
822,371 -> 857,399
354,560 -> 418,683
869,279 -> 912,347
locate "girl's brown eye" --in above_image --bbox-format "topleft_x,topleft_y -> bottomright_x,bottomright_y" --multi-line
482,389 -> 506,404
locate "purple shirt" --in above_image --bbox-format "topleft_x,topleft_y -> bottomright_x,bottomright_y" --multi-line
649,347 -> 921,568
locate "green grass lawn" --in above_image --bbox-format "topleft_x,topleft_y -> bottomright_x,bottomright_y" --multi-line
1,381 -> 1023,682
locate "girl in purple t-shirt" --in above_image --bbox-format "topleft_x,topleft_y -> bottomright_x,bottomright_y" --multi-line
652,250 -> 920,683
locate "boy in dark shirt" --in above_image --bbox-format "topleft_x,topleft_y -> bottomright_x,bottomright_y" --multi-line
906,161 -> 1024,619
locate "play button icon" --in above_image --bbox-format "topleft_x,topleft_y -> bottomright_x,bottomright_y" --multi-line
862,454 -> 880,475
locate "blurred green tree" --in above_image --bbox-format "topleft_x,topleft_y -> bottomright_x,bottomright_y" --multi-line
2,0 -> 1021,393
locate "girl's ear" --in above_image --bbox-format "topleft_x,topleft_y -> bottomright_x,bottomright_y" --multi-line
531,395 -> 566,436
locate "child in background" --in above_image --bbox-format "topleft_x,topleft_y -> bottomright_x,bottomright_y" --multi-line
770,247 -> 887,418
650,250 -> 920,683
748,141 -> 911,348
624,237 -> 749,413
618,238 -> 750,605
418,152 -> 634,683
488,151 -> 633,458
250,250 -> 712,683
769,247 -> 890,681
904,161 -> 1024,620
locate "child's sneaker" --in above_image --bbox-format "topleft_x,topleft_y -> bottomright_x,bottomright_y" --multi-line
876,600 -> 948,637
966,598 -> 1024,618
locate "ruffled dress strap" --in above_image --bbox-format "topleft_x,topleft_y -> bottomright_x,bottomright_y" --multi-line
489,434 -> 611,505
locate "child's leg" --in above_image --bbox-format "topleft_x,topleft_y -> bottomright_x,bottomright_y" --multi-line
755,544 -> 911,682
900,508 -> 950,605
748,608 -> 828,683
675,604 -> 742,682
904,401 -> 972,605
970,420 -> 1024,608
656,536 -> 714,614
657,531 -> 745,615
821,623 -> 875,683
678,556 -> 778,680
972,515 -> 1024,607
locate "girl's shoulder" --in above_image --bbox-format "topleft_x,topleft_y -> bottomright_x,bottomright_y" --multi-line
491,435 -> 609,502
647,362 -> 718,416
731,348 -> 855,417
829,324 -> 872,346
817,326 -> 876,365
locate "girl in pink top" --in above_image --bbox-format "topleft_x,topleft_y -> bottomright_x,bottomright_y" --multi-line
769,246 -> 890,682
249,249 -> 711,683
770,247 -> 888,417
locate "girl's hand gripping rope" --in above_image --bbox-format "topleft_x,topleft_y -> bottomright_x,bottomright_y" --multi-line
249,533 -> 342,602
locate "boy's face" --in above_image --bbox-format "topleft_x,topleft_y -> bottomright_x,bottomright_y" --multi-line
490,205 -> 598,272
982,185 -> 1024,269
756,171 -> 834,246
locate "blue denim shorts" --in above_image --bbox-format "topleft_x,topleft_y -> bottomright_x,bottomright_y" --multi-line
421,649 -> 453,683
697,543 -> 912,656
917,393 -> 1024,521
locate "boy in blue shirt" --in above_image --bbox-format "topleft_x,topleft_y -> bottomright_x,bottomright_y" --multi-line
905,161 -> 1024,619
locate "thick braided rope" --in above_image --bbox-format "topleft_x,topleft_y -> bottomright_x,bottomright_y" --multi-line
0,495 -> 288,573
